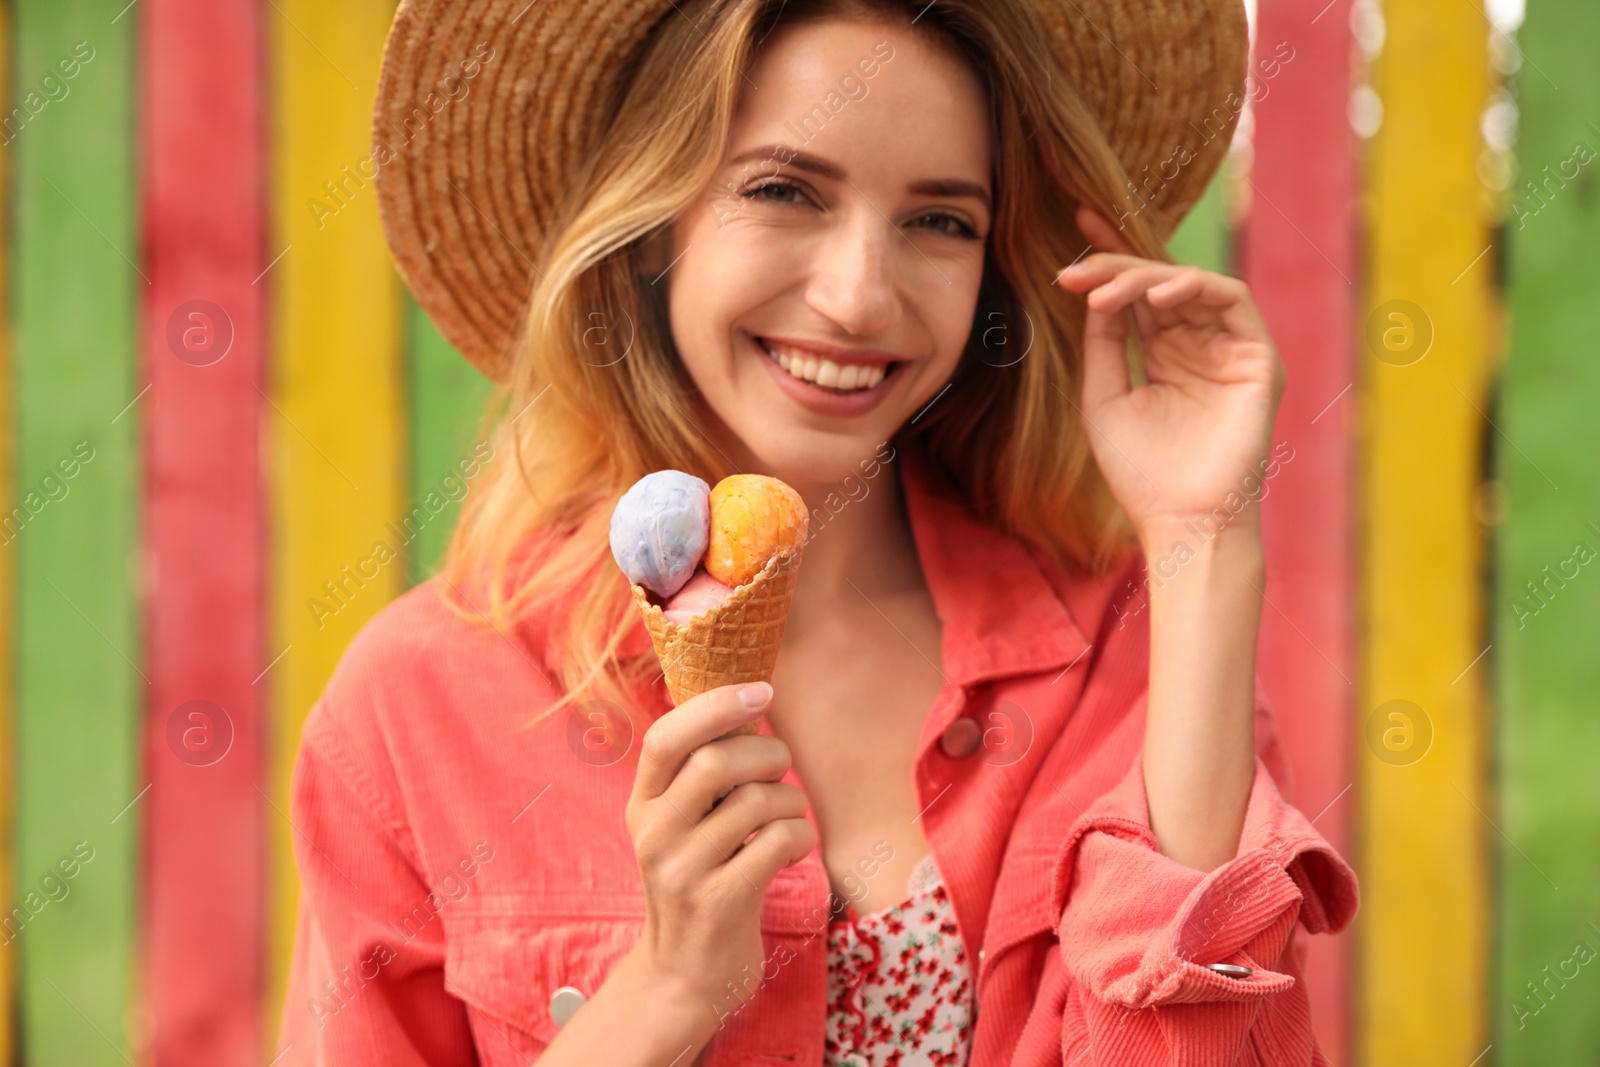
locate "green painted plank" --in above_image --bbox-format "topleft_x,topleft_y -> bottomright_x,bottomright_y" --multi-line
11,4 -> 137,1063
1495,2 -> 1600,1062
1165,169 -> 1231,275
0,3 -> 19,1061
405,294 -> 492,587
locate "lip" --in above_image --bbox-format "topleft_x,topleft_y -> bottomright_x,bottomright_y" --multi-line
747,331 -> 902,417
757,334 -> 905,367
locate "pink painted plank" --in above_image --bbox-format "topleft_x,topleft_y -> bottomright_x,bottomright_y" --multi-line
1238,3 -> 1357,1062
141,0 -> 267,1062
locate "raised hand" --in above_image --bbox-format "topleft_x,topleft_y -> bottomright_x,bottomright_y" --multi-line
1054,205 -> 1285,546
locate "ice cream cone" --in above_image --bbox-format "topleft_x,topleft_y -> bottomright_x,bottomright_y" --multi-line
629,543 -> 803,736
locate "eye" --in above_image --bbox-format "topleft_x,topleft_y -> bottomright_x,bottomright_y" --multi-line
739,179 -> 981,240
740,178 -> 812,206
908,211 -> 980,240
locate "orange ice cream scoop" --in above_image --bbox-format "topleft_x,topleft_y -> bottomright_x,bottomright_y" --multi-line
705,475 -> 808,587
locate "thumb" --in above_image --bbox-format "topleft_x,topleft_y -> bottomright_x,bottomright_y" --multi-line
1080,305 -> 1132,413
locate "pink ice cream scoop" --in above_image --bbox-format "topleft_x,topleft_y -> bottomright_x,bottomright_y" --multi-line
662,569 -> 734,626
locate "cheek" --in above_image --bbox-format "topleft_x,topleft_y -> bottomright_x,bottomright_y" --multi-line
668,257 -> 740,356
663,224 -> 726,358
668,231 -> 790,364
924,288 -> 984,373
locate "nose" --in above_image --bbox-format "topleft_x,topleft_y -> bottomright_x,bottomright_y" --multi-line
803,210 -> 904,338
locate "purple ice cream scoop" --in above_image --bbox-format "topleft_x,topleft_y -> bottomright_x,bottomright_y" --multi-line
609,470 -> 712,599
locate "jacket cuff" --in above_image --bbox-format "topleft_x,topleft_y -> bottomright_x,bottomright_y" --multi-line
1050,752 -> 1357,1010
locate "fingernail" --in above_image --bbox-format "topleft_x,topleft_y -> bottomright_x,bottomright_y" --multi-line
738,682 -> 772,709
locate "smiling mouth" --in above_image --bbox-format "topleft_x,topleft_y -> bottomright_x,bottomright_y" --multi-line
754,336 -> 900,393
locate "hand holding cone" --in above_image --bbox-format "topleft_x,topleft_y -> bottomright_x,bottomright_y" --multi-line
611,473 -> 808,734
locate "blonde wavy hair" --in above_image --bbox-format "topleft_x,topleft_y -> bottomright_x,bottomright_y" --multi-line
438,0 -> 1168,729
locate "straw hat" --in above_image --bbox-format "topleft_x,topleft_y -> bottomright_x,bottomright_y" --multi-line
373,0 -> 1248,382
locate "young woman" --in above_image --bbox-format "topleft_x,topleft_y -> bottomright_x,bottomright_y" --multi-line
278,0 -> 1357,1064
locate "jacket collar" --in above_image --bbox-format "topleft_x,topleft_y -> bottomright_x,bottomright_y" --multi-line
896,446 -> 1094,687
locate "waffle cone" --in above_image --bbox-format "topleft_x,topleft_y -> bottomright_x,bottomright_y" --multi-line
629,545 -> 803,736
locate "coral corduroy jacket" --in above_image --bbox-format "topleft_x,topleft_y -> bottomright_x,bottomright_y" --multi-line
277,448 -> 1358,1065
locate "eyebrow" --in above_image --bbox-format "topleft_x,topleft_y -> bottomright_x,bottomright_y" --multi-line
726,144 -> 992,213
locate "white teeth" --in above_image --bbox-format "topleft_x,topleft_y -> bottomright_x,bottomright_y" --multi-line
759,338 -> 889,392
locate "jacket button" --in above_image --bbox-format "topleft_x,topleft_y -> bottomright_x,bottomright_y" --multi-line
550,986 -> 586,1027
939,716 -> 982,759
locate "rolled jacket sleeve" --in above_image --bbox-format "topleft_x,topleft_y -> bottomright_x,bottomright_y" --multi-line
1048,729 -> 1357,1062
276,701 -> 477,1067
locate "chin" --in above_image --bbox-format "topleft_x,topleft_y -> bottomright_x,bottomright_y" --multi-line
736,431 -> 899,498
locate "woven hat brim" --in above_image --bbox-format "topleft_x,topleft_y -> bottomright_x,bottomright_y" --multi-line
373,0 -> 1248,381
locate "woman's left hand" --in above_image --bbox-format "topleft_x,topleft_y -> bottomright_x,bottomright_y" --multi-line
1054,205 -> 1285,545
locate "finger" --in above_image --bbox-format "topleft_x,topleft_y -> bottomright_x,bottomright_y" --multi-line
1147,268 -> 1250,312
662,733 -> 793,820
1075,203 -> 1136,256
1054,252 -> 1154,293
697,781 -> 810,859
1080,304 -> 1133,412
1150,270 -> 1271,341
1140,269 -> 1224,329
719,816 -> 818,889
1084,264 -> 1194,316
635,682 -> 772,801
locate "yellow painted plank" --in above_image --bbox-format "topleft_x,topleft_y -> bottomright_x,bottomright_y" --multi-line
265,0 -> 404,1051
1358,0 -> 1494,1062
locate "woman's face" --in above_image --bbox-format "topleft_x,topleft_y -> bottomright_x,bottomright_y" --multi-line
661,17 -> 992,489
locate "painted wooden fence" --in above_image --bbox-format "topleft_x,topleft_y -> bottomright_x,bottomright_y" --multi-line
0,0 -> 1587,1064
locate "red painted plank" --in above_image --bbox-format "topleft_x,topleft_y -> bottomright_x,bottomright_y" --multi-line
141,0 -> 266,1062
1238,3 -> 1357,1062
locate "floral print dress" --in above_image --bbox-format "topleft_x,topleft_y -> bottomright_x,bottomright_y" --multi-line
824,852 -> 974,1066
